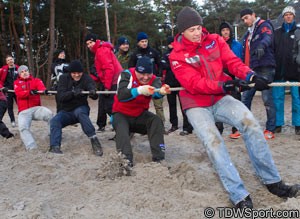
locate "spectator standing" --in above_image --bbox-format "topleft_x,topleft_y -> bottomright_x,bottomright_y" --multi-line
217,21 -> 243,139
115,36 -> 131,69
273,6 -> 300,135
14,65 -> 53,151
85,33 -> 123,132
161,36 -> 193,135
0,55 -> 19,127
169,6 -> 300,209
240,8 -> 276,140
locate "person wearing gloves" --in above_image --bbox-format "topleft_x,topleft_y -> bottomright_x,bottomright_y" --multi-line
112,56 -> 170,166
14,65 -> 53,151
48,60 -> 102,156
169,6 -> 300,209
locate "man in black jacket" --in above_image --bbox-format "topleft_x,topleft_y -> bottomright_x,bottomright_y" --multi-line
273,6 -> 300,135
48,60 -> 103,156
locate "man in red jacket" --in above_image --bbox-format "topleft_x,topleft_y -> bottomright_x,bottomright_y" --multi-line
85,33 -> 123,132
0,55 -> 19,127
112,56 -> 170,166
169,6 -> 300,209
14,65 -> 53,151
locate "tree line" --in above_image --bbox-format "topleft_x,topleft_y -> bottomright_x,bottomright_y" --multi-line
0,0 -> 293,87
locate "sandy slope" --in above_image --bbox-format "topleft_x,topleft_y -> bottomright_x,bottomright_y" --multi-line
0,95 -> 299,219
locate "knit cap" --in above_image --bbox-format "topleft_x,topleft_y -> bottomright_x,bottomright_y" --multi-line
18,65 -> 29,74
69,60 -> 83,73
135,57 -> 153,74
118,36 -> 130,46
177,6 -> 203,33
84,33 -> 97,43
282,6 -> 296,17
137,32 -> 148,42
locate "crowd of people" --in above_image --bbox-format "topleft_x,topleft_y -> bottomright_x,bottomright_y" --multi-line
0,5 -> 299,209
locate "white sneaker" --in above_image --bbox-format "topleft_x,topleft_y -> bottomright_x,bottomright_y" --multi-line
11,121 -> 16,127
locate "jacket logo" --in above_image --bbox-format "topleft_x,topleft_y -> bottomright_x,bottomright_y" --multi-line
171,61 -> 181,69
185,55 -> 200,64
205,40 -> 216,49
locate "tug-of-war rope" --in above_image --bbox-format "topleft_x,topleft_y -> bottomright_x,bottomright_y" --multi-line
1,81 -> 300,95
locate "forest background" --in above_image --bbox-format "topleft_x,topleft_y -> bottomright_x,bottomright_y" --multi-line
0,0 -> 296,88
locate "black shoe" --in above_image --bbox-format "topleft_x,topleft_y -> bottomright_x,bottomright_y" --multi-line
49,146 -> 63,154
91,137 -> 103,156
167,126 -> 178,134
5,132 -> 14,139
295,126 -> 300,135
274,126 -> 282,133
235,195 -> 253,209
152,157 -> 165,163
266,181 -> 300,198
97,127 -> 105,132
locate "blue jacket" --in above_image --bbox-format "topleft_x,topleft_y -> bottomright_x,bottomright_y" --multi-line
241,18 -> 275,69
231,40 -> 242,59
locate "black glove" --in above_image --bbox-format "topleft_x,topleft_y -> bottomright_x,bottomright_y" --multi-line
1,87 -> 8,93
223,80 -> 250,93
89,89 -> 98,100
250,74 -> 270,91
30,89 -> 39,95
44,89 -> 49,95
73,88 -> 84,98
254,46 -> 265,59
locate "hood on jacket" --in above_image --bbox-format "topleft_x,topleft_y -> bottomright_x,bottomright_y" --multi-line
219,21 -> 234,39
91,40 -> 114,53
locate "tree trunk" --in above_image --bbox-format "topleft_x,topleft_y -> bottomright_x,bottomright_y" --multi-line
0,0 -> 8,59
9,3 -> 21,59
46,0 -> 55,88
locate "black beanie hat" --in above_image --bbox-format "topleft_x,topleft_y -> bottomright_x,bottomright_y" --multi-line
69,60 -> 83,73
135,56 -> 153,74
219,22 -> 233,35
240,8 -> 254,18
84,33 -> 97,43
177,6 -> 203,33
118,36 -> 130,46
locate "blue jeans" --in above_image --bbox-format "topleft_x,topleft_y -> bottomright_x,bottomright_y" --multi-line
272,81 -> 300,126
185,95 -> 281,205
241,67 -> 276,132
50,105 -> 96,146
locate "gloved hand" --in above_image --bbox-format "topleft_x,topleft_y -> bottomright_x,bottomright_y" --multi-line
159,84 -> 171,95
137,85 -> 155,96
1,87 -> 8,93
223,80 -> 251,93
250,74 -> 270,91
254,45 -> 265,59
89,89 -> 98,100
43,89 -> 49,95
30,89 -> 39,95
73,88 -> 84,98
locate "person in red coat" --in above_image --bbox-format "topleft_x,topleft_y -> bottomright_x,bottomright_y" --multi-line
14,65 -> 53,151
169,6 -> 300,209
112,56 -> 170,166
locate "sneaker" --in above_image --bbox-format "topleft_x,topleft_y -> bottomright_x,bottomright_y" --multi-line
264,130 -> 275,140
167,126 -> 178,134
295,126 -> 300,135
274,126 -> 282,133
179,130 -> 192,136
90,136 -> 103,156
11,121 -> 16,128
266,181 -> 300,198
235,195 -> 253,209
229,131 -> 241,139
49,146 -> 63,154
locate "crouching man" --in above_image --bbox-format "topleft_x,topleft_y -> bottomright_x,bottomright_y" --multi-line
49,60 -> 103,156
112,56 -> 170,166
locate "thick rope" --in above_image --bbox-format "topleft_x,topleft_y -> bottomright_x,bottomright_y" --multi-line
1,81 -> 300,94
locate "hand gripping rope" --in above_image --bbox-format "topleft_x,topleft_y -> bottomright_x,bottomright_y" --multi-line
1,81 -> 300,95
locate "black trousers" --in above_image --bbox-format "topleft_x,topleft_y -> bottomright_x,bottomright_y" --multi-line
113,111 -> 165,162
6,93 -> 16,122
167,91 -> 193,132
0,100 -> 12,138
96,84 -> 117,128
